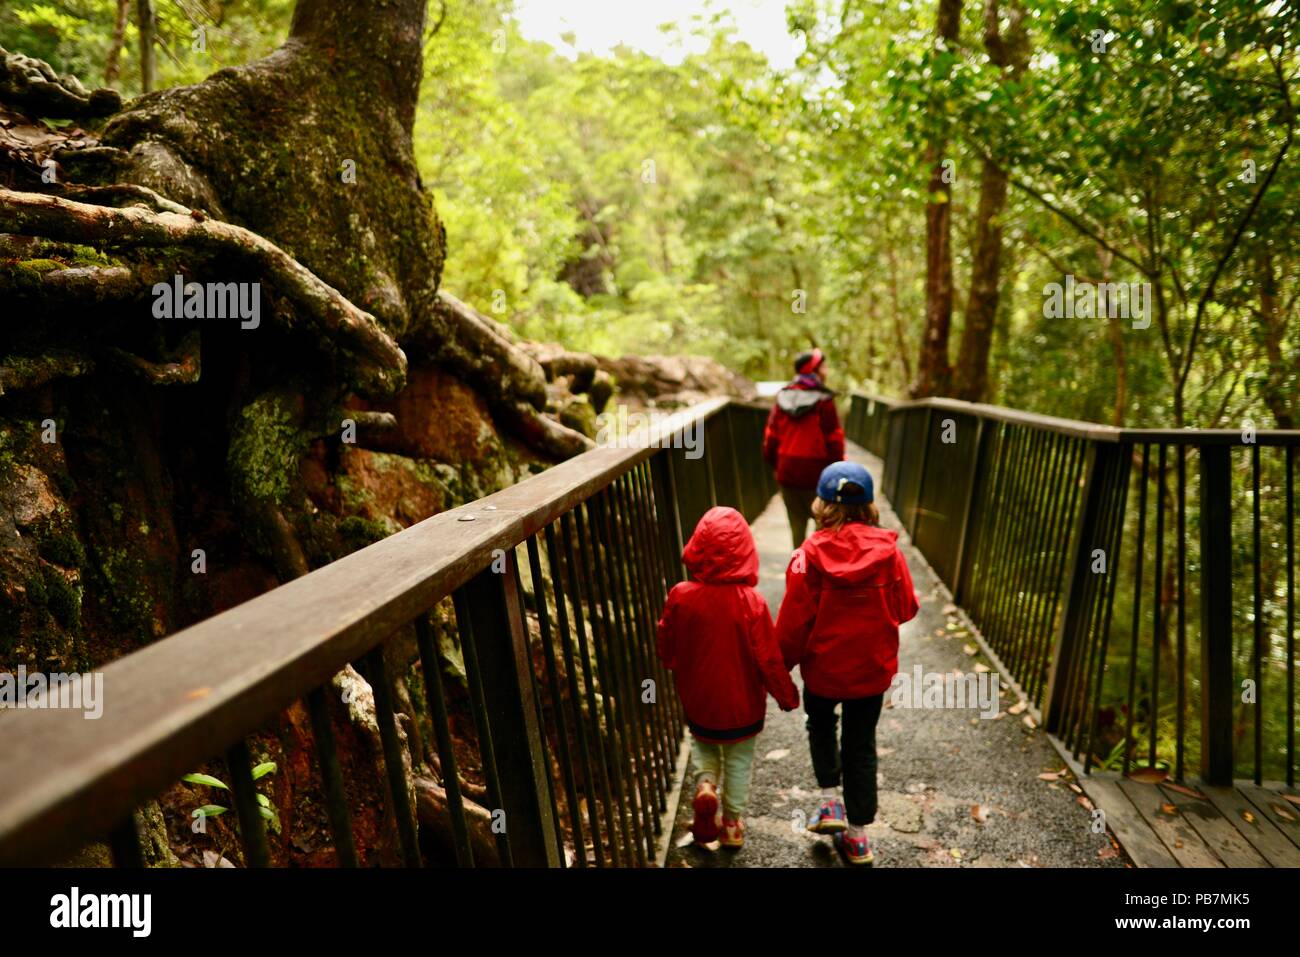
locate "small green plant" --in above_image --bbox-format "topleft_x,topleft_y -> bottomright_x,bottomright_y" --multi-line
183,762 -> 280,834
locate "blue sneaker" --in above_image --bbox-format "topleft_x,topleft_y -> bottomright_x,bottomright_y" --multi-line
835,829 -> 874,865
807,798 -> 848,834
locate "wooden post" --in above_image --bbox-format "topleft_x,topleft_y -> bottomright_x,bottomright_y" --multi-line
462,557 -> 560,866
1199,445 -> 1234,785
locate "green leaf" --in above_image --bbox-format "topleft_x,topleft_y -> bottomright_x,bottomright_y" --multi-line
192,804 -> 227,817
251,761 -> 277,781
182,773 -> 229,790
256,793 -> 270,807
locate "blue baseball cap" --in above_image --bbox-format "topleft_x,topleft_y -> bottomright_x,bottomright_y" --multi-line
816,461 -> 874,505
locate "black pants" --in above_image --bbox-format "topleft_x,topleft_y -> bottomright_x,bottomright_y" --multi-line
803,689 -> 883,826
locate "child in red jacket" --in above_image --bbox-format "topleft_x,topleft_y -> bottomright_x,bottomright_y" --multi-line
775,462 -> 919,865
657,506 -> 799,848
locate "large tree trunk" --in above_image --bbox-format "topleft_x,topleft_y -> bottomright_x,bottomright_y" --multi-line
953,0 -> 1027,403
912,0 -> 963,398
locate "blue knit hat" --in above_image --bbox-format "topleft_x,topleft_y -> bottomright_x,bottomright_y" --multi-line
816,461 -> 874,505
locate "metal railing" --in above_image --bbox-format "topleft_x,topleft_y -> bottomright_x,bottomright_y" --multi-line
848,393 -> 1298,787
0,399 -> 775,867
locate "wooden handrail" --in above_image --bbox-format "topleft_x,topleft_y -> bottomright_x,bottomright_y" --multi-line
0,398 -> 729,866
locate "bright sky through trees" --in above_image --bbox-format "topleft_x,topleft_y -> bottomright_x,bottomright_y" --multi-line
513,0 -> 802,68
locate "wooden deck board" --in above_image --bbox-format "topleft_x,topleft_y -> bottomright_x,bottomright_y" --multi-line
1115,778 -> 1224,867
1081,775 -> 1178,867
1237,783 -> 1300,851
1157,783 -> 1269,868
1200,785 -> 1300,867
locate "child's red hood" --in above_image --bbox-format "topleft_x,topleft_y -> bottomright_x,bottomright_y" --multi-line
801,523 -> 901,585
682,506 -> 759,586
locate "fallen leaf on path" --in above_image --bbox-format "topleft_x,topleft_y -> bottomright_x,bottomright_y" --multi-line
974,663 -> 990,674
764,749 -> 790,761
1163,782 -> 1206,799
943,603 -> 957,615
1242,810 -> 1256,824
1037,771 -> 1061,781
963,643 -> 979,656
1283,794 -> 1300,808
950,848 -> 964,860
1022,714 -> 1037,729
1160,803 -> 1179,816
1098,846 -> 1120,860
1008,700 -> 1028,715
1126,767 -> 1168,784
971,804 -> 989,824
877,746 -> 895,756
1077,795 -> 1094,811
1272,803 -> 1296,822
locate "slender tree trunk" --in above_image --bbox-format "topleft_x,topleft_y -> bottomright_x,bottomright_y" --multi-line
953,0 -> 1027,402
1255,245 -> 1296,429
105,0 -> 130,86
912,0 -> 963,398
1099,248 -> 1128,425
136,0 -> 155,93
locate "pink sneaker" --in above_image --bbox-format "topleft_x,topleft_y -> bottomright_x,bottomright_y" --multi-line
692,781 -> 720,843
719,817 -> 745,849
807,798 -> 848,834
836,829 -> 874,865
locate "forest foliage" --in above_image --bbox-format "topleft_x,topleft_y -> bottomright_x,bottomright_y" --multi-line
3,0 -> 1297,430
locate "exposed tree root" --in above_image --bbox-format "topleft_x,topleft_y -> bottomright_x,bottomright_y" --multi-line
0,350 -> 94,395
108,330 -> 201,385
0,187 -> 407,398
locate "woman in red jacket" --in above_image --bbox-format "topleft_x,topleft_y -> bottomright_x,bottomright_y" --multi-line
762,349 -> 846,548
775,462 -> 919,866
657,506 -> 799,849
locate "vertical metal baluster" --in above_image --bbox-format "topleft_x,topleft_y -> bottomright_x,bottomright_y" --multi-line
1069,447 -> 1116,757
526,534 -> 585,867
226,738 -> 272,868
640,460 -> 685,742
1008,430 -> 1055,676
546,519 -> 604,866
574,499 -> 639,865
305,685 -> 359,867
597,486 -> 656,860
624,468 -> 675,799
1084,444 -> 1131,773
365,645 -> 422,867
1253,443 -> 1263,786
611,473 -> 665,842
1150,444 -> 1167,767
1176,445 -> 1188,782
512,546 -> 568,866
413,614 -> 473,867
560,510 -> 621,866
452,587 -> 513,867
611,472 -> 667,799
1124,445 -> 1150,778
1033,437 -> 1086,706
1023,432 -> 1076,696
987,427 -> 1030,657
1287,445 -> 1296,788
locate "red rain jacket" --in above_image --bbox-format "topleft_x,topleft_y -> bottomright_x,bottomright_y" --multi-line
775,522 -> 919,699
657,507 -> 800,742
762,379 -> 845,489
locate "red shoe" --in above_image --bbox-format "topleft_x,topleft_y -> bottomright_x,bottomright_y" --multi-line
719,817 -> 745,849
692,781 -> 720,843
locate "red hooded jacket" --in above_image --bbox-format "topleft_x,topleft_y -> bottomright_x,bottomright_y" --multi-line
775,522 -> 919,699
657,507 -> 800,742
762,378 -> 845,489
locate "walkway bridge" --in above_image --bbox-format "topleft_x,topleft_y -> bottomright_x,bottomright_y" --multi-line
1,396 -> 1297,868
